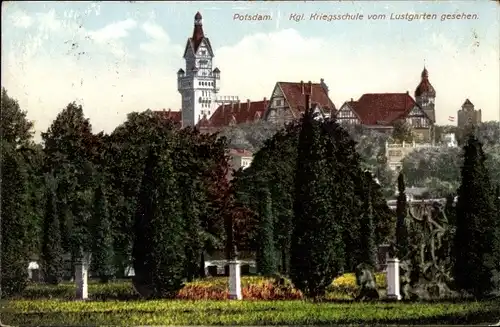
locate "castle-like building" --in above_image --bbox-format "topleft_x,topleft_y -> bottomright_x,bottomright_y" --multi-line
155,12 -> 473,144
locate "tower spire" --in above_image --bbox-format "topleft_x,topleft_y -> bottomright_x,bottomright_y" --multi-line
192,12 -> 204,53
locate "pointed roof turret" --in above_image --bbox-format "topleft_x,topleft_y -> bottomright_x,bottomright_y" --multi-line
192,12 -> 204,52
415,66 -> 436,97
183,12 -> 214,58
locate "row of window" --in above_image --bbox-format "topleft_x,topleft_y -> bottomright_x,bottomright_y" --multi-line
199,81 -> 214,87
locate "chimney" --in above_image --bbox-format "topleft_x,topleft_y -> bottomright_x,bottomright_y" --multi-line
406,90 -> 409,95
351,98 -> 353,102
301,81 -> 304,94
320,78 -> 329,95
308,81 -> 313,96
238,101 -> 241,111
247,99 -> 251,110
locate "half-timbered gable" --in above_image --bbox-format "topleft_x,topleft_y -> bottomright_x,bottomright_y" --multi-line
405,104 -> 431,129
336,102 -> 361,125
264,80 -> 336,125
340,92 -> 434,142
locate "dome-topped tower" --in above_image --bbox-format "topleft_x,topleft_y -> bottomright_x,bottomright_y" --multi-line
414,66 -> 436,123
415,67 -> 435,97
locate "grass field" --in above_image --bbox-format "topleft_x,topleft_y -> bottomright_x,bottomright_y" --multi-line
3,299 -> 500,326
2,275 -> 499,326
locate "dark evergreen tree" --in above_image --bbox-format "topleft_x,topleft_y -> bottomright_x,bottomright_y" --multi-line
494,185 -> 500,273
444,193 -> 456,226
41,174 -> 64,285
453,134 -> 497,298
91,181 -> 115,283
290,108 -> 344,299
256,187 -> 277,276
182,179 -> 203,282
358,172 -> 377,268
132,146 -> 185,298
395,172 -> 409,258
0,142 -> 30,297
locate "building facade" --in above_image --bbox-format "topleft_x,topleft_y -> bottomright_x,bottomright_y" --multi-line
457,98 -> 482,129
264,80 -> 336,125
336,90 -> 434,142
177,12 -> 239,127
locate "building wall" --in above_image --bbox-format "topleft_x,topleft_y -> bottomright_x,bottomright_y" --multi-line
265,85 -> 294,125
457,108 -> 482,129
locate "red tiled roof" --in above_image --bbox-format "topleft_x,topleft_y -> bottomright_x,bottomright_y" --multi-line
229,148 -> 253,157
207,99 -> 268,128
153,109 -> 182,123
347,93 -> 420,125
415,67 -> 436,97
278,81 -> 336,117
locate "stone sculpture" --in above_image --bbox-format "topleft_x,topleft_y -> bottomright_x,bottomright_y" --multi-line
396,201 -> 458,300
355,263 -> 379,301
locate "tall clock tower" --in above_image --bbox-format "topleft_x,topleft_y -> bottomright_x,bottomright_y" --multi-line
177,12 -> 220,127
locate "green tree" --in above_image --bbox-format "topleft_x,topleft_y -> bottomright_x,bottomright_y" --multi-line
1,142 -> 30,297
42,102 -> 97,262
1,88 -> 34,146
132,146 -> 185,298
494,185 -> 500,273
392,119 -> 414,143
359,172 -> 377,268
290,110 -> 344,299
256,187 -> 277,276
91,181 -> 115,283
395,172 -> 409,258
453,134 -> 497,298
1,88 -> 44,259
41,174 -> 64,285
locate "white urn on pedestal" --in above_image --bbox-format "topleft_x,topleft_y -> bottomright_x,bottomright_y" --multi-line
386,258 -> 402,300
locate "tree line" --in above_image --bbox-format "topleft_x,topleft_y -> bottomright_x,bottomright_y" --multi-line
2,86 -> 499,300
1,88 -> 247,298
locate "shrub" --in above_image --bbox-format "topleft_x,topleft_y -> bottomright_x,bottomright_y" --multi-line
17,273 -> 387,301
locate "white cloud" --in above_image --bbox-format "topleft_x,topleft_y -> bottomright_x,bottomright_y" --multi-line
1,15 -> 498,142
89,19 -> 137,43
9,10 -> 33,28
142,21 -> 168,40
139,21 -> 179,55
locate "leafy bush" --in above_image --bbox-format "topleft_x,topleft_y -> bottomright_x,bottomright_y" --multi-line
17,273 -> 387,301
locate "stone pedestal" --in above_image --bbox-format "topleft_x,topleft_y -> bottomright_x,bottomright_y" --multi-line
75,253 -> 90,300
386,258 -> 401,300
228,260 -> 242,300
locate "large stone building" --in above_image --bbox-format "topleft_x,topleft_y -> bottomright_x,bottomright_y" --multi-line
177,12 -> 240,127
457,98 -> 482,129
164,12 -> 442,145
171,12 -> 336,132
336,90 -> 434,142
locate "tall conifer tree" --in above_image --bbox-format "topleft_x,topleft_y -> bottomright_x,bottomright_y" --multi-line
132,146 -> 185,298
290,106 -> 344,298
256,187 -> 277,276
395,172 -> 409,258
453,134 -> 497,298
41,174 -> 64,285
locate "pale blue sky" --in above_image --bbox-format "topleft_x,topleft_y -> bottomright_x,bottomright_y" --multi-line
2,1 -> 499,136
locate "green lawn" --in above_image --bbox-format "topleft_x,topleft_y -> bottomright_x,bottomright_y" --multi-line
3,299 -> 500,326
3,277 -> 499,325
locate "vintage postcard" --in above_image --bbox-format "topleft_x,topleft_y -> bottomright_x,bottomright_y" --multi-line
1,1 -> 499,326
